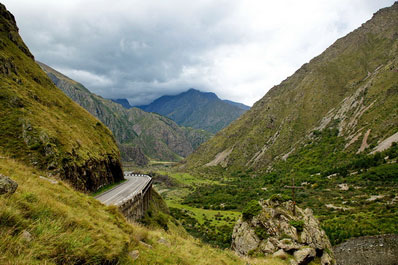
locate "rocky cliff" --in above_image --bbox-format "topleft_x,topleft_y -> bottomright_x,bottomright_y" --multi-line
232,197 -> 335,265
38,62 -> 213,163
0,4 -> 123,191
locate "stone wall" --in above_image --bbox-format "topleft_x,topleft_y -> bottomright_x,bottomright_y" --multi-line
118,180 -> 152,222
333,234 -> 398,265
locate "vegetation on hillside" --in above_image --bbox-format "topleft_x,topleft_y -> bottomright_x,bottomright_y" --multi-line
0,4 -> 123,191
184,2 -> 398,174
0,156 -> 290,265
39,62 -> 213,164
177,131 -> 398,246
137,88 -> 247,133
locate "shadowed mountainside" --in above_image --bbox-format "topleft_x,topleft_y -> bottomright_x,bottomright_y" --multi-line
38,62 -> 212,164
137,88 -> 249,133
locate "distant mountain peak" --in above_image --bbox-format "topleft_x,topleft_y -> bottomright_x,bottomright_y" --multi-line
109,98 -> 132,109
137,88 -> 249,133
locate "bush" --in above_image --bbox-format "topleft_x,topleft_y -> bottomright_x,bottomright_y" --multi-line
269,194 -> 290,203
254,226 -> 269,240
242,200 -> 262,220
289,220 -> 304,232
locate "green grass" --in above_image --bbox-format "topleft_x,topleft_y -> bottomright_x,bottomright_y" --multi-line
167,200 -> 240,226
0,13 -> 123,192
179,132 -> 398,246
0,155 -> 288,265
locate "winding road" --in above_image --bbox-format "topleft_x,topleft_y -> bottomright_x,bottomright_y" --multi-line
95,173 -> 151,206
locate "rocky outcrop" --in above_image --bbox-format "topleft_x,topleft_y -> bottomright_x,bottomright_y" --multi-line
333,234 -> 398,265
61,155 -> 123,192
119,144 -> 149,166
232,197 -> 335,265
0,174 -> 18,195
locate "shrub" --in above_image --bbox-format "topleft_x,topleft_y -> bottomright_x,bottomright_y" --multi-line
242,200 -> 262,221
269,194 -> 290,203
289,220 -> 304,232
254,226 -> 269,240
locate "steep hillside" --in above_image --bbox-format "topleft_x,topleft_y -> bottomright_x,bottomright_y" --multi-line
223,99 -> 251,110
186,3 -> 398,173
0,155 -> 291,265
174,2 -> 398,248
0,4 -> 123,192
110,98 -> 132,109
38,63 -> 212,163
137,88 -> 248,133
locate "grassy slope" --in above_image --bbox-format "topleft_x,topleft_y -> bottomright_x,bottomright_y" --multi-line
176,134 -> 398,246
0,5 -> 122,191
0,155 -> 287,265
185,3 -> 398,173
173,3 -> 398,248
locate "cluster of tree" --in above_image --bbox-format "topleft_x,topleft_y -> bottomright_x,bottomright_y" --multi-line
169,207 -> 234,248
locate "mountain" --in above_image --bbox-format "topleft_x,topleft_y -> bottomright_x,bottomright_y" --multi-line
186,3 -> 398,172
38,63 -> 212,164
223,99 -> 251,110
182,2 -> 398,246
137,88 -> 248,133
0,7 -> 281,264
0,4 -> 123,192
110,98 -> 132,109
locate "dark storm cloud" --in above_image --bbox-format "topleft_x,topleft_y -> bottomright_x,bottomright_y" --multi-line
2,0 -> 396,105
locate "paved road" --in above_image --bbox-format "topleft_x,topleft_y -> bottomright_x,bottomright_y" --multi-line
95,173 -> 151,206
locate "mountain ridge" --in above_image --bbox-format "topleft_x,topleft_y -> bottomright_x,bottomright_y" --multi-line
137,88 -> 249,133
110,98 -> 132,109
185,2 -> 398,172
38,62 -> 212,164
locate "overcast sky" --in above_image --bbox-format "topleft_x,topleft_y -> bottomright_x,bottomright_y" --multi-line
3,0 -> 395,106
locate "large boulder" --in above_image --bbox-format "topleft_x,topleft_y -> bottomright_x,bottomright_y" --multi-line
232,196 -> 336,265
0,174 -> 18,195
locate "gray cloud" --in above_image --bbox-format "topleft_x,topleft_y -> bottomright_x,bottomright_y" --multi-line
3,0 -> 395,106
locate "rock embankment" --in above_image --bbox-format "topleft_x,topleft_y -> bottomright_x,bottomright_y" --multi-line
333,234 -> 398,265
232,196 -> 336,265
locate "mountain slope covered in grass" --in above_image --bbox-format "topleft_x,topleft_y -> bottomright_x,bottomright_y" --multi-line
0,4 -> 123,192
186,3 -> 398,173
137,88 -> 248,133
38,62 -> 212,164
176,2 -> 398,247
0,4 -> 288,264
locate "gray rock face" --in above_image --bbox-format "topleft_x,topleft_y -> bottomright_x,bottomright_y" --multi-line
0,174 -> 18,195
294,248 -> 316,265
333,234 -> 398,265
232,198 -> 336,265
231,221 -> 260,255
